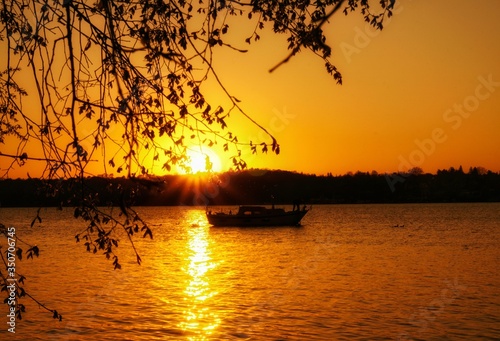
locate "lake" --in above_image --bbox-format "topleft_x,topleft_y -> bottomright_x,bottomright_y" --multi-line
1,203 -> 499,340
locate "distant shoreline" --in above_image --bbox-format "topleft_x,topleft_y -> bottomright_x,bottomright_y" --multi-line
1,168 -> 499,207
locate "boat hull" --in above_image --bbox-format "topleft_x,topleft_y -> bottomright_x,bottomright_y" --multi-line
206,208 -> 309,227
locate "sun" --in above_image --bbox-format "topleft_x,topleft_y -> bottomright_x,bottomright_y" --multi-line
184,146 -> 222,174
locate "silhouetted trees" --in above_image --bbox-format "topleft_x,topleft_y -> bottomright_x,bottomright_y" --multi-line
2,167 -> 499,207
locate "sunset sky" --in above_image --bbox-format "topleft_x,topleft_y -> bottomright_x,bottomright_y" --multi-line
2,0 -> 500,178
211,0 -> 500,175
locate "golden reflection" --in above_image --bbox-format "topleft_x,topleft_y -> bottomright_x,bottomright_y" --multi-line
179,210 -> 220,340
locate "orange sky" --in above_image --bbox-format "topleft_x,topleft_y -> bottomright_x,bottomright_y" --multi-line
2,0 -> 500,178
210,0 -> 500,175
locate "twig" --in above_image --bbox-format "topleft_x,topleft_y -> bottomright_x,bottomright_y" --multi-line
269,0 -> 345,73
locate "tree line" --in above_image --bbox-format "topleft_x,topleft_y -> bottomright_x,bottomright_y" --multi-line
1,166 -> 499,207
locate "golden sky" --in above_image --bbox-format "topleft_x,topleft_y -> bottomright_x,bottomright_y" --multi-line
2,0 -> 500,178
212,0 -> 500,175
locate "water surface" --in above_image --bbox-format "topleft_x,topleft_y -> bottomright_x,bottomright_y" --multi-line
1,203 -> 499,340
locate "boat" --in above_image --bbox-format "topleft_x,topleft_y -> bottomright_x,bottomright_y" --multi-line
206,205 -> 310,227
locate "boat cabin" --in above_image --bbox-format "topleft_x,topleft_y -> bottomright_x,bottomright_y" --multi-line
237,206 -> 285,215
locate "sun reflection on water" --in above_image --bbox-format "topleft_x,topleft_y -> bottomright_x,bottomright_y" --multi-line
178,211 -> 221,340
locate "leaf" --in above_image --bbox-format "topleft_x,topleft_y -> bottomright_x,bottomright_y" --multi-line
84,39 -> 91,51
30,208 -> 42,227
141,225 -> 153,239
113,257 -> 122,270
27,245 -> 40,259
16,247 -> 22,261
175,136 -> 184,145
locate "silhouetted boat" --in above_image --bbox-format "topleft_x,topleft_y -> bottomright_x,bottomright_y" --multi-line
206,205 -> 309,227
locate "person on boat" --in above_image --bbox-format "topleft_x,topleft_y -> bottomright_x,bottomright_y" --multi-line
293,199 -> 302,211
